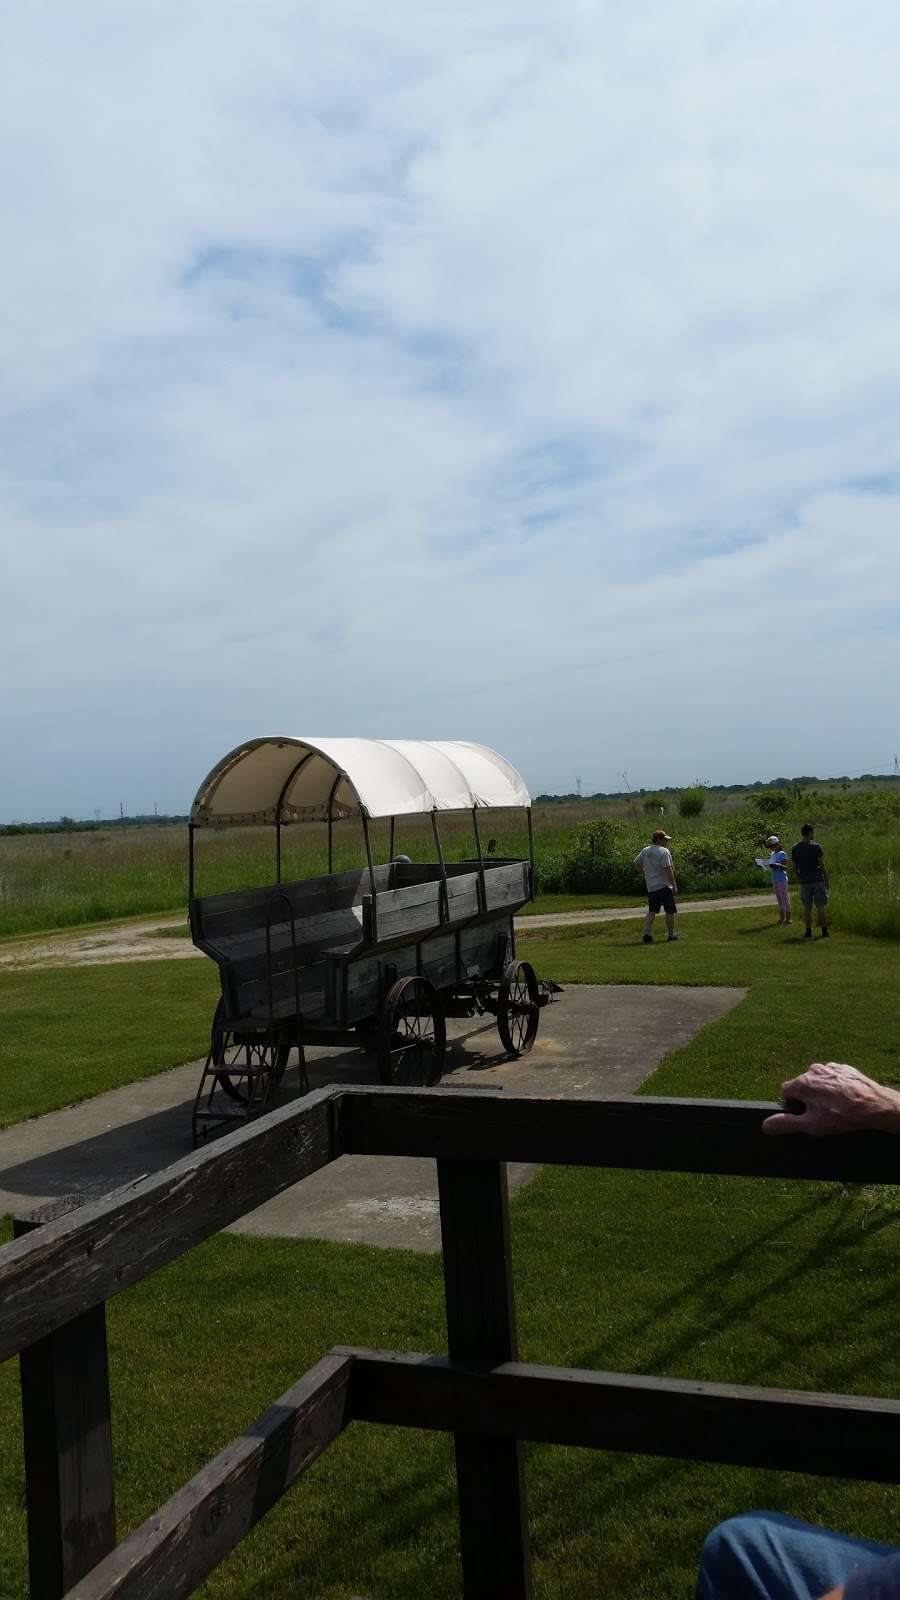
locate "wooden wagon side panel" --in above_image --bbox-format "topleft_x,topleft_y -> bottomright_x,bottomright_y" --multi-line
194,866 -> 392,944
235,960 -> 329,1024
338,916 -> 514,1028
365,872 -> 482,947
483,861 -> 530,913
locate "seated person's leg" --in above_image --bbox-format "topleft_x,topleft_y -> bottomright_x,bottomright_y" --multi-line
697,1512 -> 896,1600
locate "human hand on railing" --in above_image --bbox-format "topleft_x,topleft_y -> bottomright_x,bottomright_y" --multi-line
762,1062 -> 900,1138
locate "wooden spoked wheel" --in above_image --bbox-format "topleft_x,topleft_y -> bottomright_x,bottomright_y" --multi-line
209,999 -> 291,1104
378,976 -> 446,1086
497,959 -> 540,1056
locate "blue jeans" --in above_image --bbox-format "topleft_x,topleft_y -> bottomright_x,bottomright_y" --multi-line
696,1512 -> 897,1600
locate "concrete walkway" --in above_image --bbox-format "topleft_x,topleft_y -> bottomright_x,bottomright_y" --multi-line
0,984 -> 745,1252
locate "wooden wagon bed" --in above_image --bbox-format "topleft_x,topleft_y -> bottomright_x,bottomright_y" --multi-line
190,857 -> 530,1033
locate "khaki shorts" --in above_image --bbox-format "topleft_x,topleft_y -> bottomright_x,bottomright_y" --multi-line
799,883 -> 828,910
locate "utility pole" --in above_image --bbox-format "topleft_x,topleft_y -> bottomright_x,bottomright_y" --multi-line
575,776 -> 582,798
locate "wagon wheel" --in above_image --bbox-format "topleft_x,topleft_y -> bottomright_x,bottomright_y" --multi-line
497,959 -> 540,1057
378,976 -> 446,1087
209,999 -> 291,1104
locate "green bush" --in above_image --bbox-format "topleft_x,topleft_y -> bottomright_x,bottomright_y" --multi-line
677,786 -> 707,818
535,816 -> 764,896
746,789 -> 791,820
559,818 -> 635,894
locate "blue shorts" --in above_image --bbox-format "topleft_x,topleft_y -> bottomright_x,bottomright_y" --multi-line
648,886 -> 676,915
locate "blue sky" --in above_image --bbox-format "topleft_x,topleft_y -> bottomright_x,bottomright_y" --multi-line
3,0 -> 900,820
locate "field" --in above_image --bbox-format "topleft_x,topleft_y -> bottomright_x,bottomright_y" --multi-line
0,809 -> 560,938
2,909 -> 900,1598
3,781 -> 900,939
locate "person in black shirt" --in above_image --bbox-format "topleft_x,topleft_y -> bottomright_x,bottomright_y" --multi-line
791,824 -> 829,939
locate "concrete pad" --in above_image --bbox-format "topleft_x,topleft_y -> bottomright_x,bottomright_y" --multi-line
0,984 -> 745,1252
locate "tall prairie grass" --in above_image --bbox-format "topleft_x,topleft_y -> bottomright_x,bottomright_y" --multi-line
819,828 -> 900,939
0,808 -> 584,938
2,804 -> 899,939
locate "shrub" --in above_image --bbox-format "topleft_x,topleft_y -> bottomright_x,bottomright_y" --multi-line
561,818 -> 635,893
677,786 -> 707,818
535,816 -> 764,897
746,790 -> 791,820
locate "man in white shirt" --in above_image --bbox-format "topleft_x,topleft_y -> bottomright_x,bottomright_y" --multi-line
633,829 -> 679,943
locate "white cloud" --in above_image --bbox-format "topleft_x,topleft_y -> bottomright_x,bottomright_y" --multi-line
2,0 -> 899,817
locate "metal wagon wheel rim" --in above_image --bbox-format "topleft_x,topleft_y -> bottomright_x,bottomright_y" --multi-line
378,976 -> 446,1087
497,959 -> 540,1057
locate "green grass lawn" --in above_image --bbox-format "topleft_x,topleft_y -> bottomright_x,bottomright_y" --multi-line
517,908 -> 900,1099
1,912 -> 900,1597
0,961 -> 219,1128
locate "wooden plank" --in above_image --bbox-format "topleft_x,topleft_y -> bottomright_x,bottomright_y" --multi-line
459,921 -> 509,976
362,882 -> 444,943
212,903 -> 364,963
226,915 -> 363,988
65,1353 -> 352,1600
201,883 -> 362,943
234,967 -> 328,1023
0,1089 -> 339,1364
196,867 -> 392,941
484,862 -> 529,913
337,1089 -> 900,1184
437,1160 -> 531,1598
196,865 -> 375,919
343,1350 -> 900,1483
15,1215 -> 116,1600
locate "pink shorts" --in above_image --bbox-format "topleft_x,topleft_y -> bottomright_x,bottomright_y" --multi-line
773,880 -> 791,918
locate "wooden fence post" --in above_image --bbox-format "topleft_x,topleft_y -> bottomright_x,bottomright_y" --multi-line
14,1212 -> 116,1600
437,1158 -> 531,1599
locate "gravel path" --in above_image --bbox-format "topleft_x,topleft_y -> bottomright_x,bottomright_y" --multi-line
520,894 -> 772,930
0,895 -> 773,972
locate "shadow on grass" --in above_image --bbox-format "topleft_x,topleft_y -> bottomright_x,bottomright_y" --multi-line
518,1182 -> 900,1594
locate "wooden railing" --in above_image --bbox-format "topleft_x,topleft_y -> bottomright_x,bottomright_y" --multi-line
4,1086 -> 900,1600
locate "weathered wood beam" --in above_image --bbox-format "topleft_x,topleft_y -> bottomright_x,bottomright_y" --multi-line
0,1088 -> 339,1363
64,1353 -> 352,1600
343,1349 -> 900,1482
337,1089 -> 900,1184
437,1159 -> 531,1599
16,1212 -> 116,1600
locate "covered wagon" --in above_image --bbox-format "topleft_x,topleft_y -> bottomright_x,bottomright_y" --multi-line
188,737 -> 550,1143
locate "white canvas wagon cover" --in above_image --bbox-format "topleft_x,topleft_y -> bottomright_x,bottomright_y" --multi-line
190,738 -> 531,826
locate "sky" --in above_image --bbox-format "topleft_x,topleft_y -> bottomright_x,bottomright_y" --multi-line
3,1 -> 900,821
